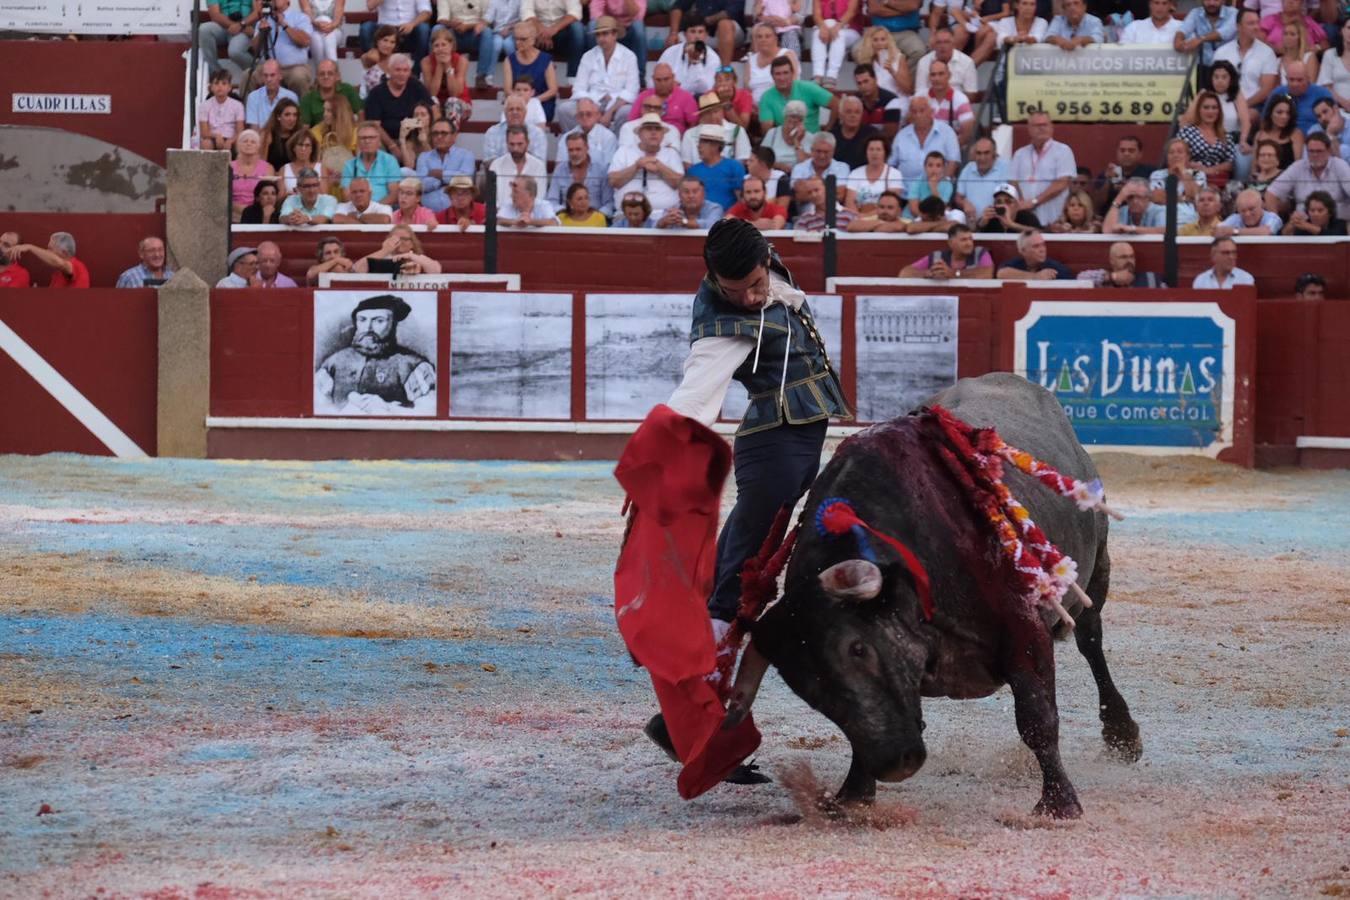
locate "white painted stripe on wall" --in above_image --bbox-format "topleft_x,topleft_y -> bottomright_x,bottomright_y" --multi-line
205,416 -> 867,438
1296,436 -> 1350,449
0,319 -> 147,458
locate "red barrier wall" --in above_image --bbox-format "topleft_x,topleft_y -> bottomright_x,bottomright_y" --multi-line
0,291 -> 158,455
1255,299 -> 1350,463
1,213 -> 166,289
0,41 -> 187,166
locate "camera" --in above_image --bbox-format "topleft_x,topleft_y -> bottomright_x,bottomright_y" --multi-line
994,205 -> 1006,217
260,0 -> 273,14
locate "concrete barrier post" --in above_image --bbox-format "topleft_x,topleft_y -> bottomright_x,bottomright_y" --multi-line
157,269 -> 211,458
166,149 -> 231,288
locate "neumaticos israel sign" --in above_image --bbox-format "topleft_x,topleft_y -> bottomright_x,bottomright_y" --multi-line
1014,301 -> 1236,456
12,94 -> 112,114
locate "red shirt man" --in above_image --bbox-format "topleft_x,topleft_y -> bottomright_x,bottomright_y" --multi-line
12,232 -> 90,288
0,231 -> 31,288
724,176 -> 788,230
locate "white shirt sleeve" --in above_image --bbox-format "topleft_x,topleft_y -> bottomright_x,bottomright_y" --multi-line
667,335 -> 754,426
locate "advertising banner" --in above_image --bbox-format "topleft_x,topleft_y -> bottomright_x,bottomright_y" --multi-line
1006,45 -> 1194,123
0,0 -> 190,33
1014,301 -> 1236,454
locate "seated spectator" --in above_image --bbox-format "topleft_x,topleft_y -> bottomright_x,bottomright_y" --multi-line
670,0 -> 749,66
1320,21 -> 1350,110
260,99 -> 303,173
726,175 -> 789,228
1248,94 -> 1302,171
391,177 -> 440,225
862,0 -> 926,72
926,3 -> 995,66
845,189 -> 907,232
306,236 -> 355,286
613,191 -> 654,228
810,0 -> 863,88
240,180 -> 284,224
198,0 -> 258,80
115,237 -> 174,288
1045,0 -> 1105,50
483,0 -> 521,79
1049,188 -> 1101,232
9,232 -> 89,288
852,64 -> 906,134
1179,185 -> 1225,235
891,96 -> 961,180
199,70 -> 246,152
246,61 -> 300,131
915,27 -> 979,94
829,96 -> 878,169
488,125 -> 549,213
790,132 -> 851,196
1263,61 -> 1333,135
217,246 -> 261,288
1218,187 -> 1281,234
762,100 -> 814,171
306,2 -> 347,73
955,136 -> 1009,219
280,169 -> 338,224
758,55 -> 837,133
1213,10 -> 1279,111
628,63 -> 701,133
365,54 -> 434,151
744,23 -> 802,103
608,114 -> 686,211
1266,132 -> 1350,219
255,242 -> 299,288
848,134 -> 905,211
1260,0 -> 1325,55
1089,134 -> 1152,212
907,150 -> 955,218
396,102 -> 438,169
1104,178 -> 1166,234
1310,98 -> 1348,159
280,130 -> 333,194
499,176 -> 559,226
559,98 -> 620,170
617,95 -> 683,151
682,91 -> 753,163
994,0 -> 1048,46
312,95 -> 359,157
687,125 -> 747,209
559,16 -> 640,132
905,194 -> 959,233
1207,62 -> 1250,147
334,177 -> 395,223
1293,272 -> 1326,300
435,0 -> 498,91
1179,91 -> 1236,188
361,25 -> 400,97
231,130 -> 277,220
792,176 -> 856,230
1281,189 -> 1347,235
1192,237 -> 1254,289
899,223 -> 993,278
590,0 -> 647,81
755,0 -> 803,58
251,0 -> 316,95
549,131 -> 615,214
438,175 -> 488,228
354,225 -> 443,273
852,26 -> 913,99
483,95 -> 551,161
1149,137 -> 1206,223
924,59 -> 975,146
975,181 -> 1040,233
342,122 -> 405,204
518,0 -> 585,78
1119,0 -> 1180,43
713,66 -> 756,131
1275,22 -> 1321,88
360,0 -> 432,66
996,229 -> 1075,280
659,15 -> 723,95
1174,0 -> 1234,70
1010,110 -> 1075,224
556,183 -> 608,226
420,29 -> 472,123
747,145 -> 788,197
0,232 -> 30,289
1245,139 -> 1286,194
416,119 -> 474,212
1085,241 -> 1167,288
504,22 -> 561,121
654,176 -> 724,228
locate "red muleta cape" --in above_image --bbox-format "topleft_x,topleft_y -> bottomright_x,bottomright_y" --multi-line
613,404 -> 761,799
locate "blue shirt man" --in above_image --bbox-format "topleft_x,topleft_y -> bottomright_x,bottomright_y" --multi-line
415,123 -> 476,212
257,0 -> 314,69
1263,77 -> 1335,135
244,61 -> 300,129
686,125 -> 747,209
888,108 -> 960,181
342,126 -> 404,202
956,137 -> 1011,215
656,176 -> 724,228
1044,0 -> 1105,48
1176,0 -> 1237,68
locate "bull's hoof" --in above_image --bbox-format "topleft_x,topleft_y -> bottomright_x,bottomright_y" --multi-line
1102,721 -> 1143,763
1033,792 -> 1083,820
724,761 -> 772,785
644,713 -> 679,763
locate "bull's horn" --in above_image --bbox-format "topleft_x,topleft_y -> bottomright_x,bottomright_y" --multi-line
723,640 -> 770,730
819,559 -> 884,601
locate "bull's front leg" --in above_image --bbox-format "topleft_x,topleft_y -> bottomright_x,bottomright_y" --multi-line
835,755 -> 877,806
1005,628 -> 1082,819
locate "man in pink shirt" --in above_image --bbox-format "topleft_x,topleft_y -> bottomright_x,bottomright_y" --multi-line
627,63 -> 700,133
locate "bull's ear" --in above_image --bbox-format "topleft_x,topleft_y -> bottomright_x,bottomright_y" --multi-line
819,559 -> 883,602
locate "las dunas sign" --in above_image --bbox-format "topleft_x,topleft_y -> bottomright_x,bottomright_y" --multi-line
1014,301 -> 1236,456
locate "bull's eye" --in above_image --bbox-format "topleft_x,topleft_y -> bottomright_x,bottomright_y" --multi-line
848,640 -> 867,658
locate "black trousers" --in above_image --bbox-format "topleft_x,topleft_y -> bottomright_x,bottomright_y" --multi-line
708,419 -> 828,622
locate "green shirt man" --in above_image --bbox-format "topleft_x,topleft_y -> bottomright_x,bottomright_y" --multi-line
757,62 -> 836,132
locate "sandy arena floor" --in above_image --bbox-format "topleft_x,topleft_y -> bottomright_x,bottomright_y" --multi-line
1,451 -> 1347,898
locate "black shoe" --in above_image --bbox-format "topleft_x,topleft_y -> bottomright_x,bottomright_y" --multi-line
644,713 -> 679,762
724,760 -> 772,785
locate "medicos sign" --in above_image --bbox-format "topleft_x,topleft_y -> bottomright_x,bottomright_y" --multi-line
1014,301 -> 1236,455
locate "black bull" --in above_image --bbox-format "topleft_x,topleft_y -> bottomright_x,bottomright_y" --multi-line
738,373 -> 1143,818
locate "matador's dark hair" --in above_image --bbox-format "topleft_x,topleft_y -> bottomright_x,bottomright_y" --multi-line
704,218 -> 770,281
